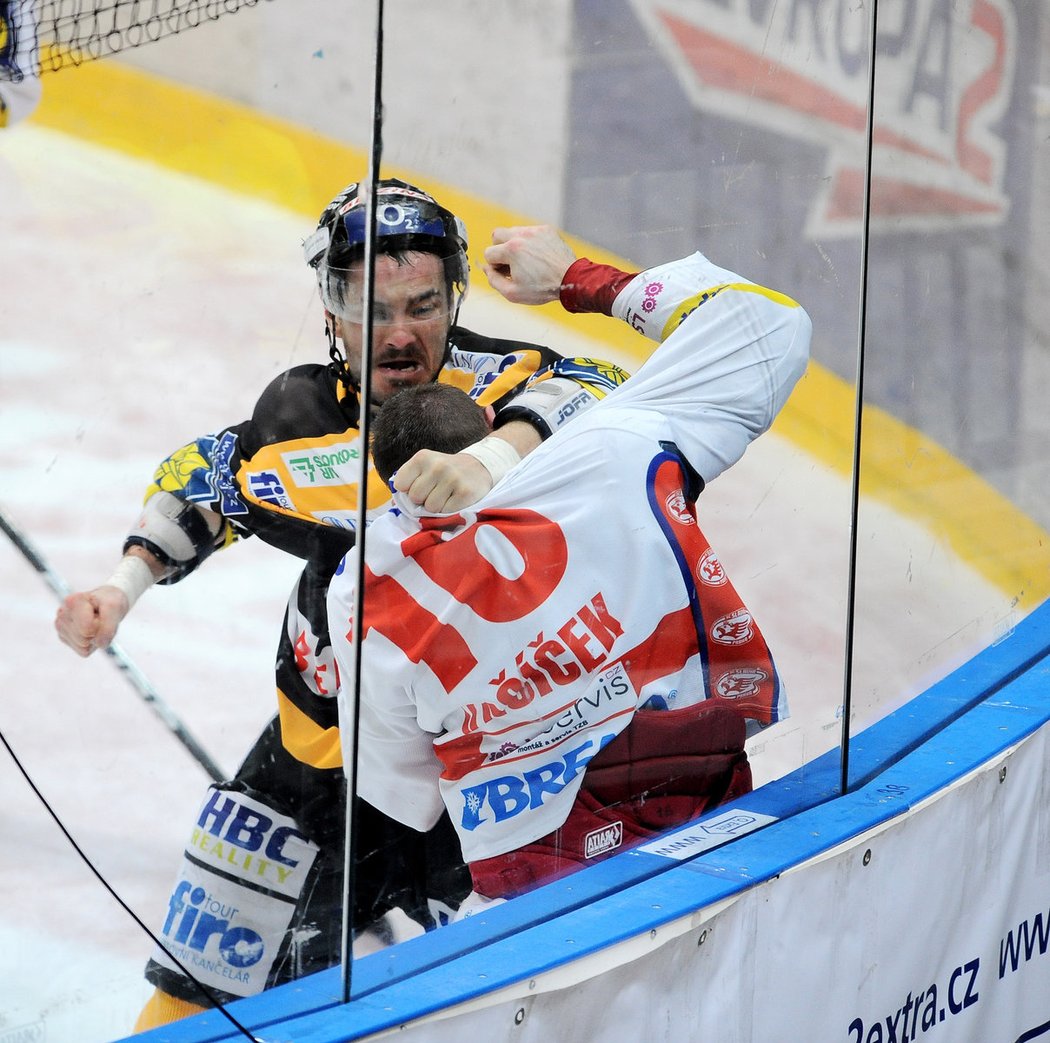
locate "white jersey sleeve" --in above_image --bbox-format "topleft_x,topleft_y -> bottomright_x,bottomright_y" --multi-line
329,543 -> 448,831
608,252 -> 810,483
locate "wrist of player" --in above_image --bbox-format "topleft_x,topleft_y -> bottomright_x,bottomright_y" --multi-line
457,437 -> 521,486
103,555 -> 156,610
559,258 -> 638,315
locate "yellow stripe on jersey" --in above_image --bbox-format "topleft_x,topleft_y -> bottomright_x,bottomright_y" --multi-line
660,283 -> 801,343
527,357 -> 629,400
439,349 -> 551,408
438,369 -> 480,395
236,430 -> 391,523
277,688 -> 343,770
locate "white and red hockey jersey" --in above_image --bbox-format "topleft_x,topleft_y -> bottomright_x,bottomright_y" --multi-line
328,250 -> 811,863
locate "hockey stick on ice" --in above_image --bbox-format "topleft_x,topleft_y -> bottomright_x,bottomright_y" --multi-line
0,506 -> 227,783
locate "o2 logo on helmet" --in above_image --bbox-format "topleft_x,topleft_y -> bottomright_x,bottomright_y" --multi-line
342,199 -> 448,246
162,881 -> 265,970
381,201 -> 446,237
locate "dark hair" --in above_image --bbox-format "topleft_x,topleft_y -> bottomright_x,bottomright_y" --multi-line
371,383 -> 490,483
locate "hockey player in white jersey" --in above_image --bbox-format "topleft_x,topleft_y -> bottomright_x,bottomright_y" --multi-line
327,225 -> 811,900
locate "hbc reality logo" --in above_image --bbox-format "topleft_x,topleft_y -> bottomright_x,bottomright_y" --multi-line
631,0 -> 1016,235
154,790 -> 318,995
191,789 -> 314,890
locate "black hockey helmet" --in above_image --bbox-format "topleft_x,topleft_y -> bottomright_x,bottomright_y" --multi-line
304,178 -> 470,321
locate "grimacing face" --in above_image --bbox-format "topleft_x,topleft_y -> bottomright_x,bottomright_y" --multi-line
329,251 -> 452,403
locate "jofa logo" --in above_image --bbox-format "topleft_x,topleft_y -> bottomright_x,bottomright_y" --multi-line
584,821 -> 624,859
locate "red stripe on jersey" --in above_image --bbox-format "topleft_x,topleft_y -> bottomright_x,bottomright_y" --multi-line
620,605 -> 702,693
649,456 -> 781,723
361,567 -> 478,693
437,705 -> 638,784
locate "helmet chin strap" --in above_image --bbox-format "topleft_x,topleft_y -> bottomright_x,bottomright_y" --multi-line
438,297 -> 464,369
326,318 -> 359,395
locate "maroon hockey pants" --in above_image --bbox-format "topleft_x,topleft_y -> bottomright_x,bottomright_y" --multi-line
469,700 -> 753,900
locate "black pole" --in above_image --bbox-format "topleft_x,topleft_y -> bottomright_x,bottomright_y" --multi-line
340,0 -> 385,1005
839,0 -> 880,795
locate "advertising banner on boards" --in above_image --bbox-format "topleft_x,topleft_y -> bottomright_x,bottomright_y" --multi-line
370,720 -> 1050,1043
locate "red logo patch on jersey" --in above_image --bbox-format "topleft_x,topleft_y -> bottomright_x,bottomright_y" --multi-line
696,548 -> 728,586
715,666 -> 769,699
710,608 -> 755,646
664,488 -> 694,525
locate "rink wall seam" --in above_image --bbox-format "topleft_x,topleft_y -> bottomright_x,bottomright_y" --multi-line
25,58 -> 1050,604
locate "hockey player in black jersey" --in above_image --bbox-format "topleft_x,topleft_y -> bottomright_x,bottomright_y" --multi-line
54,178 -> 630,1029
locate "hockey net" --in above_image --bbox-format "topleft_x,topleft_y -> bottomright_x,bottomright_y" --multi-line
2,0 -> 273,77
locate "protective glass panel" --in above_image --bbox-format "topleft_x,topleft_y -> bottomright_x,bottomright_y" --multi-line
8,0 -> 1044,1038
3,1 -> 856,1037
845,0 -> 1050,786
2,5 -> 317,1036
558,0 -> 861,796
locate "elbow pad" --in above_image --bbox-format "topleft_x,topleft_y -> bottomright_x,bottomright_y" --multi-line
494,359 -> 630,440
123,491 -> 227,584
